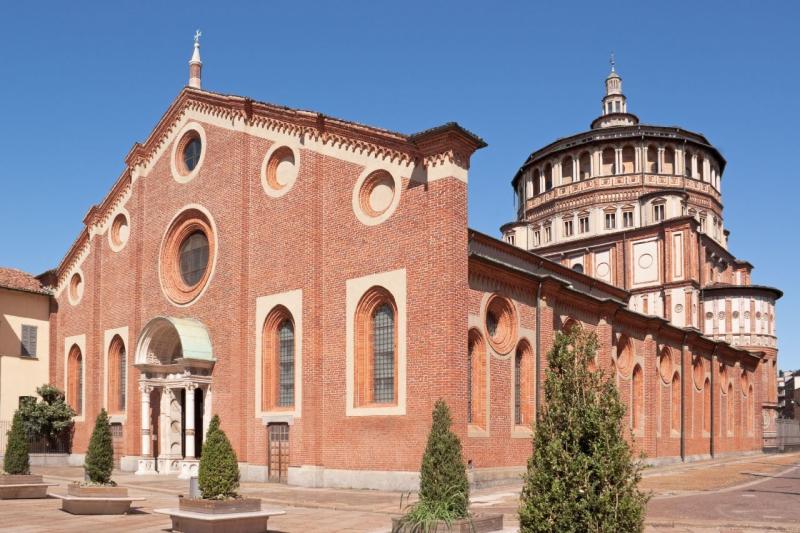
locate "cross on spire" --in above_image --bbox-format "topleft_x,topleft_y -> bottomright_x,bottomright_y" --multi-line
610,52 -> 616,73
194,29 -> 202,44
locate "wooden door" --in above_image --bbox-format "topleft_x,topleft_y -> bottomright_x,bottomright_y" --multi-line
267,423 -> 289,483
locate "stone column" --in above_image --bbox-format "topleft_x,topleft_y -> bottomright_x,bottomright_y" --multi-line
658,147 -> 665,174
140,383 -> 152,456
572,157 -> 579,182
203,385 -> 212,443
615,148 -> 623,175
184,384 -> 196,459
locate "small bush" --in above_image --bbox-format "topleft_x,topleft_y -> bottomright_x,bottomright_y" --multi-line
395,399 -> 470,532
3,412 -> 30,475
17,384 -> 75,449
198,415 -> 240,499
84,409 -> 114,484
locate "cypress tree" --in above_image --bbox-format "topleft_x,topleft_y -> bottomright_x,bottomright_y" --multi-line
198,415 -> 240,499
84,409 -> 114,484
519,326 -> 649,532
3,411 -> 30,475
418,399 -> 470,518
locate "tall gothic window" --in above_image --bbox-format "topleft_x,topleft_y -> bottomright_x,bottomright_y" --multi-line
354,287 -> 398,407
108,335 -> 126,414
68,345 -> 83,415
467,329 -> 486,428
515,341 -> 534,426
262,307 -> 295,411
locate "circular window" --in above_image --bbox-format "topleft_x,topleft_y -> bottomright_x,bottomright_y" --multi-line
109,212 -> 130,251
674,304 -> 683,314
353,168 -> 401,226
718,311 -> 725,320
572,263 -> 584,274
659,349 -> 673,384
732,311 -> 739,319
484,294 -> 517,355
261,145 -> 298,197
744,311 -> 751,320
170,123 -> 207,183
160,207 -> 216,305
705,312 -> 714,320
68,272 -> 84,305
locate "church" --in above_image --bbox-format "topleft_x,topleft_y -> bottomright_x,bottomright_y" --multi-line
38,39 -> 780,489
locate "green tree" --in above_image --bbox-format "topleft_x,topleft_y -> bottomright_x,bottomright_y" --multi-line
395,400 -> 470,532
84,409 -> 114,484
198,415 -> 240,499
3,411 -> 30,475
519,327 -> 649,533
17,385 -> 75,448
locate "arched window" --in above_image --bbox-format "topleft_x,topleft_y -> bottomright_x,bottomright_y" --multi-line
747,385 -> 754,435
684,151 -> 692,177
67,344 -> 83,415
727,383 -> 735,435
355,288 -> 397,407
663,147 -> 675,174
467,329 -> 486,427
671,372 -> 680,433
645,145 -> 658,173
561,156 -> 573,184
616,335 -> 633,375
515,340 -> 534,426
533,169 -> 541,195
632,364 -> 644,433
544,164 -> 553,190
601,148 -> 615,175
621,146 -> 635,173
262,306 -> 296,411
703,378 -> 711,433
579,152 -> 591,180
697,155 -> 706,181
108,335 -> 126,414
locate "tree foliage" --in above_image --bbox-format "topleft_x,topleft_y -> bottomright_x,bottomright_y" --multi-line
418,399 -> 470,518
3,411 -> 30,475
84,409 -> 114,484
198,415 -> 240,500
519,326 -> 649,533
17,384 -> 75,446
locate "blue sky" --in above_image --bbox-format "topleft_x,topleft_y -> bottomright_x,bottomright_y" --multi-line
0,2 -> 797,368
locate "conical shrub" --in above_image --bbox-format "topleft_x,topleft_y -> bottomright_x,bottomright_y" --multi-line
198,415 -> 240,499
84,408 -> 114,484
3,411 -> 30,475
418,399 -> 470,517
519,326 -> 648,532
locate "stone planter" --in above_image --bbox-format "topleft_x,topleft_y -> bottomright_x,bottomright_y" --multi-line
0,474 -> 54,499
67,483 -> 129,498
178,495 -> 262,514
156,497 -> 285,533
51,482 -> 144,514
391,513 -> 504,533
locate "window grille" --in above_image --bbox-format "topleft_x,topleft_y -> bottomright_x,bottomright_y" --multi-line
183,138 -> 202,171
118,344 -> 126,411
21,325 -> 37,357
179,231 -> 209,286
372,304 -> 394,403
110,423 -> 123,439
514,351 -> 522,425
278,320 -> 295,407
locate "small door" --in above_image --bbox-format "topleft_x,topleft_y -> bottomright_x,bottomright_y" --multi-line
267,423 -> 289,483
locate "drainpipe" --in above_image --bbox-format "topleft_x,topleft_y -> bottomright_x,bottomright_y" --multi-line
535,281 -> 543,416
710,344 -> 719,458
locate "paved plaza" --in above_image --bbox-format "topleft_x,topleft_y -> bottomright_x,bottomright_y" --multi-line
0,452 -> 798,532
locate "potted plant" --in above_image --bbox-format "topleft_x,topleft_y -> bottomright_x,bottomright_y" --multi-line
56,409 -> 143,514
392,400 -> 503,533
157,415 -> 284,531
0,411 -> 54,499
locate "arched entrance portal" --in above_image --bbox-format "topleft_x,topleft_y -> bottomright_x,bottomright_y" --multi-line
134,317 -> 215,478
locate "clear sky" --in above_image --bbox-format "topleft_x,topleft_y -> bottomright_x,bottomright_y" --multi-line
0,2 -> 797,368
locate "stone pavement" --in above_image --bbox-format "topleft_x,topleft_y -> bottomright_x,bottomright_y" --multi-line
0,452 -> 796,532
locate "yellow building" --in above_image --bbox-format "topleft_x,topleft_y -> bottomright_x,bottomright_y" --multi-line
0,268 -> 51,431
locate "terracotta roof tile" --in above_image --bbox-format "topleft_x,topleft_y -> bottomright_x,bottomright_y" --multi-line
0,267 -> 50,295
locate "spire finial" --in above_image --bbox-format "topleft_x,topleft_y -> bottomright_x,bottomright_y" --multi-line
610,52 -> 616,73
188,30 -> 203,89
